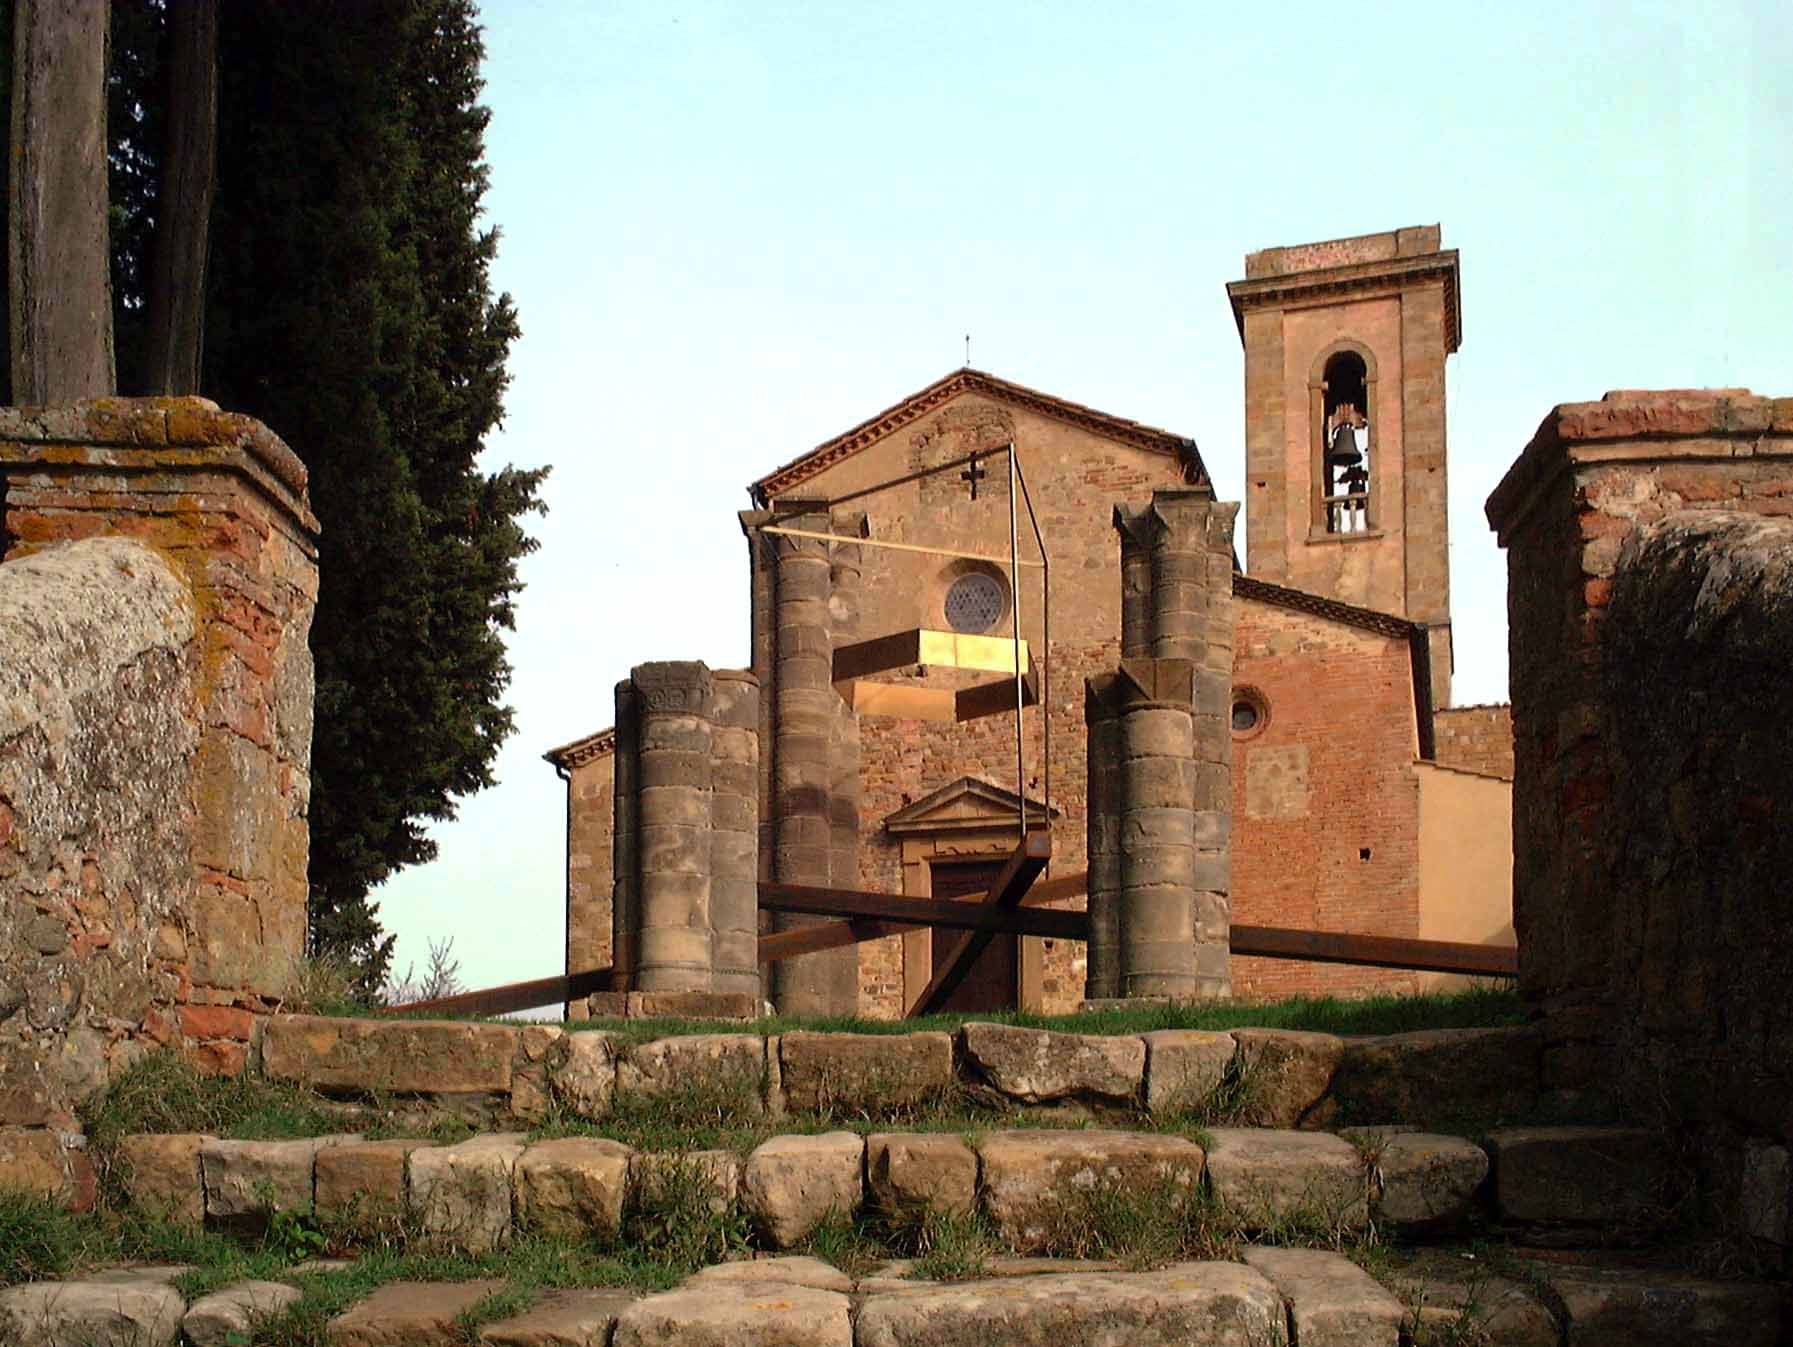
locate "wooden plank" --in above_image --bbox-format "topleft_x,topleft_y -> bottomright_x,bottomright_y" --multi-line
759,918 -> 909,965
916,629 -> 1028,675
833,628 -> 1029,683
1026,870 -> 1089,904
759,878 -> 1086,940
832,629 -> 921,683
383,966 -> 616,1019
1232,925 -> 1518,977
848,681 -> 957,721
758,524 -> 1045,570
909,833 -> 1052,1015
954,660 -> 1039,722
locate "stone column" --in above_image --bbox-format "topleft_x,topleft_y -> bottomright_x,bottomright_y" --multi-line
611,679 -> 641,987
1089,488 -> 1237,1000
708,668 -> 761,1000
629,661 -> 714,993
828,513 -> 867,899
1083,687 -> 1123,999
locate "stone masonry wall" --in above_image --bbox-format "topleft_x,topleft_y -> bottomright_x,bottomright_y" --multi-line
1431,705 -> 1514,780
556,736 -> 614,1019
0,399 -> 318,1152
1487,389 -> 1793,1232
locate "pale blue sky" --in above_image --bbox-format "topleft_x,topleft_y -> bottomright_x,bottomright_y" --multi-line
372,0 -> 1792,997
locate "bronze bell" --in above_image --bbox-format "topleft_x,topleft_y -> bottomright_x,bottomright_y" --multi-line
1324,422 -> 1362,468
1340,462 -> 1369,492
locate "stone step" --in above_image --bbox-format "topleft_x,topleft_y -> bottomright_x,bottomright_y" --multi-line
0,1249 -> 1777,1347
235,1014 -> 1543,1134
115,1120 -> 1682,1256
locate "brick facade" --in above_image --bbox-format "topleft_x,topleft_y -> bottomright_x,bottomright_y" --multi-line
1230,592 -> 1426,997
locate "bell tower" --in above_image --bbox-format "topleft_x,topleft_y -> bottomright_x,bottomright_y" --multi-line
1225,225 -> 1461,706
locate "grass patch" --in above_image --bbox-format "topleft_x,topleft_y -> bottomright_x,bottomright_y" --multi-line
81,1049 -> 349,1164
0,1191 -> 82,1285
567,982 -> 1523,1046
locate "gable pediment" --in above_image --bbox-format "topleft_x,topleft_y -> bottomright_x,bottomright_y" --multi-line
883,775 -> 1057,836
749,368 -> 1209,505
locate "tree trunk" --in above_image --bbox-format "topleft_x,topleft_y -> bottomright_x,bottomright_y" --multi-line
141,0 -> 216,396
8,0 -> 113,403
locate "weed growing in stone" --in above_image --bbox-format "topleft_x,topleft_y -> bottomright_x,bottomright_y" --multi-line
622,1153 -> 751,1272
904,1208 -> 998,1281
0,1190 -> 80,1285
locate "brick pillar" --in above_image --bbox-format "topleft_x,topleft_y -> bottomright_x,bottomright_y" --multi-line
1486,388 -> 1793,1094
708,669 -> 761,1000
1091,488 -> 1237,1000
0,398 -> 317,1098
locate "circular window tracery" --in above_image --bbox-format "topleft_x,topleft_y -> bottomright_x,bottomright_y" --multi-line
944,572 -> 1005,634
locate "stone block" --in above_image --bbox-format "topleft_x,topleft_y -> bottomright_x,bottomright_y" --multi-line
611,1282 -> 851,1347
854,1265 -> 1286,1347
0,1277 -> 185,1347
778,1031 -> 954,1115
1739,1139 -> 1789,1245
685,1256 -> 853,1293
959,1022 -> 1145,1106
1533,1262 -> 1780,1347
1229,1028 -> 1343,1127
327,1280 -> 504,1347
1141,1030 -> 1236,1115
741,1131 -> 864,1248
866,1132 -> 977,1218
409,1133 -> 526,1253
615,1034 -> 765,1111
515,1137 -> 633,1239
1241,1246 -> 1403,1347
0,1126 -> 69,1201
479,1288 -> 639,1347
975,1130 -> 1206,1254
1484,1126 -> 1668,1225
551,1031 -> 615,1118
117,1132 -> 212,1225
182,1280 -> 303,1347
315,1139 -> 432,1217
261,1015 -> 517,1095
1204,1128 -> 1369,1230
1328,1026 -> 1541,1124
1371,1132 -> 1488,1229
201,1135 -> 346,1218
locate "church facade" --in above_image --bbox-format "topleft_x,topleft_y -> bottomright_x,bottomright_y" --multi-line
547,225 -> 1514,1016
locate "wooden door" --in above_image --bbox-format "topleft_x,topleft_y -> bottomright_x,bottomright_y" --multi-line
929,859 -> 1017,1012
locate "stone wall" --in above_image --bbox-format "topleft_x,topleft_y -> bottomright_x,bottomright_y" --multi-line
1487,388 -> 1793,1239
1431,704 -> 1514,780
546,731 -> 615,1018
0,399 -> 318,1142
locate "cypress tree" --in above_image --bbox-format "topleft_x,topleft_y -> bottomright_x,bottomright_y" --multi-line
197,0 -> 542,993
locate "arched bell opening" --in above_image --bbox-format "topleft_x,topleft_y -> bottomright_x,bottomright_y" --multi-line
1321,349 -> 1372,534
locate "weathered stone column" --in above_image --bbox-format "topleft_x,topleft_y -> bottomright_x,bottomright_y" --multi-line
828,513 -> 867,900
611,679 -> 641,988
629,662 -> 714,992
739,504 -> 864,1016
708,668 -> 761,1000
1083,690 -> 1123,999
1089,488 -> 1237,1000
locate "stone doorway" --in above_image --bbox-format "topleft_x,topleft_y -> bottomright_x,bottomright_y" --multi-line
928,858 -> 1017,1012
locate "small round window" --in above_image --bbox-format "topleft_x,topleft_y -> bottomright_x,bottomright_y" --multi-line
944,572 -> 1005,634
1232,687 -> 1269,738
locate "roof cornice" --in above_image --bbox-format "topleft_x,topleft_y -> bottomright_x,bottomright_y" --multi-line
543,727 -> 615,770
1225,251 -> 1462,354
749,368 -> 1209,505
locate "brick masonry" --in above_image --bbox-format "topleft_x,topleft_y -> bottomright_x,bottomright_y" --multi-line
1432,705 -> 1514,780
0,398 -> 318,1133
1486,390 -> 1793,1136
